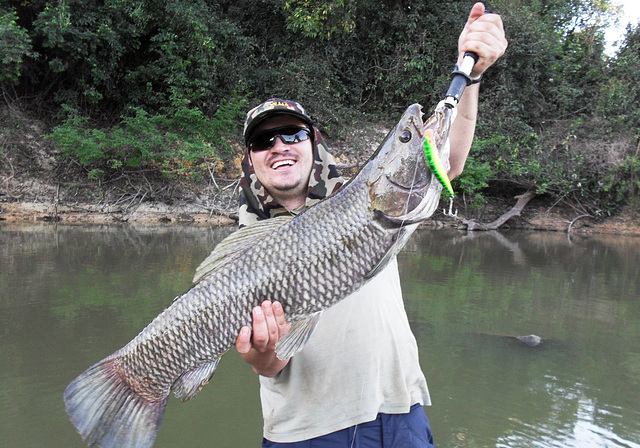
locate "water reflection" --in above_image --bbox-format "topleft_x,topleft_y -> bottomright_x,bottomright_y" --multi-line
0,224 -> 638,447
400,229 -> 640,448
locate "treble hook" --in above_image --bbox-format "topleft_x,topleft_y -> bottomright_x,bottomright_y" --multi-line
443,196 -> 458,217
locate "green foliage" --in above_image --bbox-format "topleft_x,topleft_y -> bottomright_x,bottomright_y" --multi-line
0,8 -> 36,84
20,0 -> 250,113
3,0 -> 640,213
474,131 -> 542,186
452,157 -> 493,209
48,94 -> 246,178
598,24 -> 640,134
604,155 -> 640,210
284,0 -> 356,39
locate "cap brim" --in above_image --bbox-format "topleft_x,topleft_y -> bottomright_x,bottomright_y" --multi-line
244,110 -> 314,146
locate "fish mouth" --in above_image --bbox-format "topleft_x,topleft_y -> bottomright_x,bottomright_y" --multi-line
385,175 -> 429,192
421,102 -> 452,147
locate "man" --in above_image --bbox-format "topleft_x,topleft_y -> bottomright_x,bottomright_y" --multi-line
235,3 -> 507,446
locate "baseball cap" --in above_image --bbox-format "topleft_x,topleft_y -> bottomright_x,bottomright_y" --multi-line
243,98 -> 314,146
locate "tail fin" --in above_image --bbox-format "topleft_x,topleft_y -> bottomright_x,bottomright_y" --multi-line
64,356 -> 167,448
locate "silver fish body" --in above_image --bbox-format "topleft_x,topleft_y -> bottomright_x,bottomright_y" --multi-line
64,102 -> 454,448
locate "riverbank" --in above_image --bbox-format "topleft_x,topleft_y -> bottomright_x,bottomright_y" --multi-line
2,108 -> 639,236
2,197 -> 639,237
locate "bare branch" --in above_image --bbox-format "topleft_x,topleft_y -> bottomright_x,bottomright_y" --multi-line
567,214 -> 592,233
453,190 -> 538,231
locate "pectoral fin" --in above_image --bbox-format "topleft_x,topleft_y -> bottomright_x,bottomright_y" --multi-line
365,228 -> 412,278
171,358 -> 221,401
275,311 -> 323,360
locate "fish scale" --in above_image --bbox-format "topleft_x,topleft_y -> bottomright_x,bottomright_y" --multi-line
63,102 -> 453,448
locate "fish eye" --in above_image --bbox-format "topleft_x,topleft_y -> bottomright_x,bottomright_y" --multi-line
399,130 -> 412,143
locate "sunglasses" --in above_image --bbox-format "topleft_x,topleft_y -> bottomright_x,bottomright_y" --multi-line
248,126 -> 312,152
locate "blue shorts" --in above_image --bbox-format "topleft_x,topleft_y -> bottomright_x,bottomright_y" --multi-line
262,404 -> 435,448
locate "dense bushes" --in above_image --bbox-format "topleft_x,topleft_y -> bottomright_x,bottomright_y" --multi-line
0,9 -> 34,84
1,0 -> 639,213
48,95 -> 246,180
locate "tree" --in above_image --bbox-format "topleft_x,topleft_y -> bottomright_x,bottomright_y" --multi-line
0,7 -> 35,85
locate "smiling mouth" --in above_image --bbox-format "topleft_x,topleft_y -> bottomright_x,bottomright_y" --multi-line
271,159 -> 296,169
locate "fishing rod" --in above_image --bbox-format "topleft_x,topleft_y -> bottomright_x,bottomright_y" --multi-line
444,51 -> 480,109
444,10 -> 496,109
426,11 -> 498,215
425,51 -> 474,215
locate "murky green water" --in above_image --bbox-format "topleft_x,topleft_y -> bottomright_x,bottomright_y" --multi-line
1,224 -> 638,447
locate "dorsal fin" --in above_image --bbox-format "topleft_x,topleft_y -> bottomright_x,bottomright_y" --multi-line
193,216 -> 293,283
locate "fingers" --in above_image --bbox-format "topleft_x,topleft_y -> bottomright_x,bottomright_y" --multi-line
235,301 -> 290,355
253,301 -> 277,351
467,1 -> 485,23
272,301 -> 292,336
458,3 -> 508,76
235,326 -> 252,355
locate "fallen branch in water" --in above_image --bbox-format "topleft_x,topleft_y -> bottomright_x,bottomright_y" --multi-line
567,213 -> 593,234
453,190 -> 538,231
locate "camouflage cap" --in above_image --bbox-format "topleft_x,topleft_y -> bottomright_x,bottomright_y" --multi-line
243,98 -> 315,146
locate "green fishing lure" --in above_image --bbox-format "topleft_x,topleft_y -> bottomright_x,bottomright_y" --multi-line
424,129 -> 454,197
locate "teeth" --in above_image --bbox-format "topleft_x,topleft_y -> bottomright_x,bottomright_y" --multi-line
272,160 -> 295,169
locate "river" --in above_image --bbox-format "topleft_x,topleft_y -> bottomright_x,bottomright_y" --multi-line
1,223 -> 638,447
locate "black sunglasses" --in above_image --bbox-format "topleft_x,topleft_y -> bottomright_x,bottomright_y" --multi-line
248,126 -> 312,152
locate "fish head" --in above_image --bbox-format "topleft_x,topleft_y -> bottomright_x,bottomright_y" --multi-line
367,102 -> 453,223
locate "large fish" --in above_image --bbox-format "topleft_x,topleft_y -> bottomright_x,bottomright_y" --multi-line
64,102 -> 456,448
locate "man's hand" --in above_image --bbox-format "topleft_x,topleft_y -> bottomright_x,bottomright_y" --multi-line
448,2 -> 508,179
236,300 -> 291,377
458,2 -> 508,79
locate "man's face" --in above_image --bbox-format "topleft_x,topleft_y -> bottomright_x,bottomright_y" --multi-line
248,115 -> 314,208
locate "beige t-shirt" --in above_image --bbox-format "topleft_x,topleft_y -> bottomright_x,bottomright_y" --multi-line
259,258 -> 430,443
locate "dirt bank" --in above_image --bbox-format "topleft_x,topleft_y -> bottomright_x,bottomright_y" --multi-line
2,196 -> 640,238
2,107 -> 639,235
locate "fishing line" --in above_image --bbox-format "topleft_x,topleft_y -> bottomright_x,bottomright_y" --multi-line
394,143 -> 423,243
391,121 -> 433,253
350,424 -> 358,448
